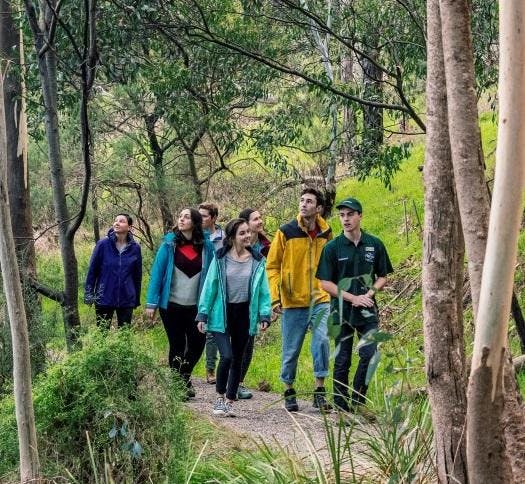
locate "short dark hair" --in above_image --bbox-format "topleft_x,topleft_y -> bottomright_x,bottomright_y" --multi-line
198,202 -> 219,219
116,213 -> 133,225
238,208 -> 256,222
223,218 -> 249,251
300,187 -> 324,208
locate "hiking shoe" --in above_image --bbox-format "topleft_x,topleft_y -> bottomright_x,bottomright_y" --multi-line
313,387 -> 332,413
213,397 -> 228,416
186,380 -> 196,398
237,385 -> 253,400
284,388 -> 299,412
224,400 -> 236,417
206,369 -> 216,384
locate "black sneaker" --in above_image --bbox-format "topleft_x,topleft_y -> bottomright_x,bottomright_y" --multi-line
313,387 -> 332,413
284,388 -> 299,412
186,380 -> 196,398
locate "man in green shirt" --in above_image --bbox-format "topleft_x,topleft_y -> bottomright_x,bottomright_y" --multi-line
316,197 -> 393,413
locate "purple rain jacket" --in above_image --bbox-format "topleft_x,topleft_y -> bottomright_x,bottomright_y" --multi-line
84,228 -> 142,308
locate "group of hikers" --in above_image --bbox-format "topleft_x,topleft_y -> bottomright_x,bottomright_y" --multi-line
84,188 -> 393,418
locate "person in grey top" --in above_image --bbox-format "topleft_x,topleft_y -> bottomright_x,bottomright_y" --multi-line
197,218 -> 272,417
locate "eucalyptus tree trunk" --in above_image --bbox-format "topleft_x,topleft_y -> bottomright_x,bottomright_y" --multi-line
467,2 -> 525,479
0,67 -> 40,484
422,1 -> 468,481
144,114 -> 174,231
24,0 -> 98,349
361,47 -> 383,151
24,1 -> 80,349
0,0 -> 46,376
341,52 -> 355,169
299,0 -> 338,215
439,0 -> 490,318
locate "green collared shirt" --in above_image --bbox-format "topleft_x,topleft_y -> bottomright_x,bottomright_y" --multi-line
316,231 -> 393,326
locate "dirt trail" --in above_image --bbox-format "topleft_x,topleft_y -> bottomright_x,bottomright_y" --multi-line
185,378 -> 372,472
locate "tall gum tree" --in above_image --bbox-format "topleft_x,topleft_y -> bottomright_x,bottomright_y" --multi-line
423,0 -> 468,480
23,0 -> 98,349
467,0 -> 525,479
0,67 -> 40,484
0,0 -> 45,378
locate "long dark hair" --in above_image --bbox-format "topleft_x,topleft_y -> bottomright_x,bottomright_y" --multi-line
223,218 -> 249,252
173,208 -> 205,246
238,208 -> 255,222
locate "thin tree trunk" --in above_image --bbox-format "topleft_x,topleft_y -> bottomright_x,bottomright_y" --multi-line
341,52 -> 355,170
423,1 -> 468,480
467,1 -> 525,479
361,50 -> 383,151
91,181 -> 100,242
24,0 -> 97,349
0,66 -> 40,484
187,150 -> 203,204
1,0 -> 45,374
300,0 -> 338,215
439,0 -> 490,318
144,114 -> 174,231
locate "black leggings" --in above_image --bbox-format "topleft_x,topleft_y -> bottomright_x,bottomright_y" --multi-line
240,336 -> 255,382
211,302 -> 250,400
95,306 -> 133,329
159,303 -> 205,382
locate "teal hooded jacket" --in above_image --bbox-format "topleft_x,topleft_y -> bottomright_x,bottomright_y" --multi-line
146,232 -> 215,310
196,247 -> 272,336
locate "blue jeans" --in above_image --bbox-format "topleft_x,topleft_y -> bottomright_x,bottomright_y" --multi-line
280,303 -> 330,385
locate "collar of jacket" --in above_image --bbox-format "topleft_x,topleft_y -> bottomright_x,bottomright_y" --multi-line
296,213 -> 331,236
107,227 -> 136,245
215,245 -> 263,261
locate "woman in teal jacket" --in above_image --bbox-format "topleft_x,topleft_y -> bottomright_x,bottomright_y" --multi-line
146,208 -> 214,398
197,218 -> 272,417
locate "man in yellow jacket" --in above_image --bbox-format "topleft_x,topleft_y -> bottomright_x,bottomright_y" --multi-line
267,187 -> 333,412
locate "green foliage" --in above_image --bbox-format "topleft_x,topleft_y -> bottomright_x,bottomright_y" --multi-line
358,393 -> 435,482
0,329 -> 190,482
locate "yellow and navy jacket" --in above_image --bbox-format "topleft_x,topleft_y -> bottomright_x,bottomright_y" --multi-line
266,214 -> 332,309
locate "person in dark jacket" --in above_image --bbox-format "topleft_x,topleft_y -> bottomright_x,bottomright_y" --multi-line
85,213 -> 142,328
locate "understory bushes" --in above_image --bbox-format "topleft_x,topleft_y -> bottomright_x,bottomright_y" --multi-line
0,329 -> 189,482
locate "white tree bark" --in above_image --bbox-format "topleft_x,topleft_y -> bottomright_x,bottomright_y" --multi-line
467,1 -> 525,480
0,71 -> 40,482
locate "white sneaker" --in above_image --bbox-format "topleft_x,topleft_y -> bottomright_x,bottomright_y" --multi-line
213,397 -> 227,416
224,400 -> 236,417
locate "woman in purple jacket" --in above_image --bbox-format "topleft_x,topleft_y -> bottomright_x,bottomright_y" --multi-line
85,213 -> 142,328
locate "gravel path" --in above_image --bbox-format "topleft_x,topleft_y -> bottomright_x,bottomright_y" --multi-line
186,378 -> 372,473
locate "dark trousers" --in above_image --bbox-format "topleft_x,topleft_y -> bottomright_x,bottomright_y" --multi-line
159,303 -> 205,382
240,335 -> 255,382
333,321 -> 378,411
211,302 -> 250,400
95,306 -> 134,329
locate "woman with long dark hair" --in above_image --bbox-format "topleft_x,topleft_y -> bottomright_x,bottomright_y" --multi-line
236,208 -> 272,399
146,208 -> 215,398
85,213 -> 142,328
197,218 -> 272,417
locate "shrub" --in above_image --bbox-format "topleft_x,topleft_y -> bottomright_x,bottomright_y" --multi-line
0,328 -> 189,482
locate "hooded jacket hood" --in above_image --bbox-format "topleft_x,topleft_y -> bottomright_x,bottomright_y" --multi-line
215,245 -> 263,261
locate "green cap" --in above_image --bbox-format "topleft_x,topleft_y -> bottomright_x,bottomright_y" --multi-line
336,197 -> 363,213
